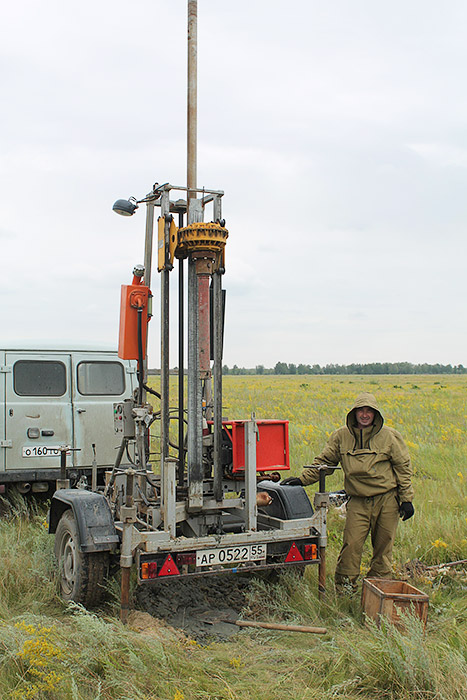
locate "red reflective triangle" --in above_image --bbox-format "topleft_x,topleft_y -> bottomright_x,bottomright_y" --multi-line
158,554 -> 180,577
285,542 -> 304,563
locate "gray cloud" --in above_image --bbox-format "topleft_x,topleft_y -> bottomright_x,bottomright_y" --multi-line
1,1 -> 466,367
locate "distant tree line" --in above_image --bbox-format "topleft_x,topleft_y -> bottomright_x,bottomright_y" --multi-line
222,362 -> 466,375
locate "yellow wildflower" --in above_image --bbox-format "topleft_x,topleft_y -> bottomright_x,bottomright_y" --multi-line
229,657 -> 245,668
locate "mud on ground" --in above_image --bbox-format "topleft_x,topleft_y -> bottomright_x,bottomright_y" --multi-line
135,574 -> 252,642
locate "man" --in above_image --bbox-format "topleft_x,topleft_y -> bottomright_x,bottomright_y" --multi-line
282,392 -> 414,593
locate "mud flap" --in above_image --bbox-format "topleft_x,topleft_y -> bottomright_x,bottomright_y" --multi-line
49,489 -> 119,553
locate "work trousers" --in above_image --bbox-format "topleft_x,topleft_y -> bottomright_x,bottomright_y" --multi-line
335,489 -> 399,587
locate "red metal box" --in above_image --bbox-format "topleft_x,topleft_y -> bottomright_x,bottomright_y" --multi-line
222,419 -> 289,473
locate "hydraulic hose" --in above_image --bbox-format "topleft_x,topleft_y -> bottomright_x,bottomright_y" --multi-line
143,383 -> 161,399
137,306 -> 144,405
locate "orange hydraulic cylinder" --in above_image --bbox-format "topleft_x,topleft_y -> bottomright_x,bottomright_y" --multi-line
118,284 -> 150,360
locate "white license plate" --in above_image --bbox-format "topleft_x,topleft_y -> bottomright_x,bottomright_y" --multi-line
196,543 -> 267,567
22,446 -> 70,458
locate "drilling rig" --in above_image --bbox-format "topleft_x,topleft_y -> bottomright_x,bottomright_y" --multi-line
48,2 -> 335,622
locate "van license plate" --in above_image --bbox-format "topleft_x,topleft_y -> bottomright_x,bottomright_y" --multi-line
22,446 -> 70,458
196,543 -> 267,567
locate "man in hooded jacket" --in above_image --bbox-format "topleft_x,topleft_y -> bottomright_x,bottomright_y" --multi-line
282,392 -> 414,593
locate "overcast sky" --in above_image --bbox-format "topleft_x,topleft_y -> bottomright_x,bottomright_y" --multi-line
1,1 -> 466,368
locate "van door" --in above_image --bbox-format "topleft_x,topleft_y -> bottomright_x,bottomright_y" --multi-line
0,351 -> 5,473
72,354 -> 135,468
5,353 -> 73,473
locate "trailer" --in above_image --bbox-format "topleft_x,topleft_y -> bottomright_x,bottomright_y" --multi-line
48,182 -> 336,619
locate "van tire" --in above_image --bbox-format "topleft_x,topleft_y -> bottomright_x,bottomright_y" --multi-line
54,509 -> 109,608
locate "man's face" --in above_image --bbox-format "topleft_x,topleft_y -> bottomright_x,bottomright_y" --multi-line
355,406 -> 375,430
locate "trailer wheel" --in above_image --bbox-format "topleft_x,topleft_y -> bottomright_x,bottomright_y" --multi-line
54,509 -> 109,608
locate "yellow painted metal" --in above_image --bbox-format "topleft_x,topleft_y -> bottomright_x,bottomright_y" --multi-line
157,216 -> 165,272
169,218 -> 178,265
177,222 -> 228,257
157,216 -> 179,271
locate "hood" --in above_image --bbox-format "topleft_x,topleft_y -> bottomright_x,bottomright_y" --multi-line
346,392 -> 384,434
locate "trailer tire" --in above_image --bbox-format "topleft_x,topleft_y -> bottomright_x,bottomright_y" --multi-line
54,509 -> 109,608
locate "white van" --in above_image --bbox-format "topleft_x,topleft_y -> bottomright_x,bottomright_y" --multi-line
0,346 -> 136,495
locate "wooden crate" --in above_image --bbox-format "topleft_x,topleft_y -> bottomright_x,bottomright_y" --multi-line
362,578 -> 429,629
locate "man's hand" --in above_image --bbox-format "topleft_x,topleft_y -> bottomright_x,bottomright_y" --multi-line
399,502 -> 414,521
281,477 -> 303,486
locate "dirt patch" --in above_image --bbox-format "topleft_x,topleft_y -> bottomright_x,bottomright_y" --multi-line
128,610 -> 187,643
134,574 -> 252,642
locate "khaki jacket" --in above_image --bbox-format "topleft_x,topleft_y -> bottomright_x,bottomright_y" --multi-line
301,392 -> 414,502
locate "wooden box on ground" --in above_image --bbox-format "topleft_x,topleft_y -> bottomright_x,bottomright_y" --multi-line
362,578 -> 429,629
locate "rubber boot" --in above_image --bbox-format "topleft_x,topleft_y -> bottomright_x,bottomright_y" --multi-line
335,573 -> 359,596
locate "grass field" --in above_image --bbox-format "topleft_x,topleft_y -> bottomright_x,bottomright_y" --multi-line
0,375 -> 466,699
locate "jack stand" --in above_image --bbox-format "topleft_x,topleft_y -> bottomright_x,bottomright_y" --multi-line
120,468 -> 137,624
318,547 -> 326,599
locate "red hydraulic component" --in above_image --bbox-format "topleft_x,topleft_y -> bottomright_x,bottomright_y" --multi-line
118,277 -> 151,360
198,274 -> 211,376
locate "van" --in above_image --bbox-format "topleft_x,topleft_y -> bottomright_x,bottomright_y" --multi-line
0,346 -> 136,495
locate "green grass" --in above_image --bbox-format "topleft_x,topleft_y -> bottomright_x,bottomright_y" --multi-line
0,375 -> 466,699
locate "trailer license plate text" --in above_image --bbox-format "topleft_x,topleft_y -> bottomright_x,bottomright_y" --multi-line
196,544 -> 266,567
22,446 -> 69,458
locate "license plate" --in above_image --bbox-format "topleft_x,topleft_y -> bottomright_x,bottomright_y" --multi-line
22,446 -> 70,458
196,543 -> 267,567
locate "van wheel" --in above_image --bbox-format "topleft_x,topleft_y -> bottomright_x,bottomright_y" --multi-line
54,509 -> 109,608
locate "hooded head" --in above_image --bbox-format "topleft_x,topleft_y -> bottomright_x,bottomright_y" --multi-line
346,392 -> 384,434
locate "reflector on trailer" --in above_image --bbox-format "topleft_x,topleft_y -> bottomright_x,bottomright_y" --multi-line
304,544 -> 318,560
158,554 -> 180,577
285,542 -> 304,562
141,561 -> 158,579
176,552 -> 196,566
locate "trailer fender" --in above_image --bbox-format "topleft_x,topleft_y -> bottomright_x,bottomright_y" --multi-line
49,489 -> 119,553
257,480 -> 314,519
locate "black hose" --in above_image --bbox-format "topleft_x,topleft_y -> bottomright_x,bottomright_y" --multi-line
143,383 -> 161,399
137,306 -> 144,405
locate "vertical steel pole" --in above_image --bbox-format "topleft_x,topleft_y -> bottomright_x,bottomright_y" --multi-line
187,257 -> 203,508
163,458 -> 177,537
120,469 -> 135,624
161,267 -> 170,465
160,191 -> 171,498
178,215 -> 185,485
187,0 -> 197,208
212,270 -> 223,502
318,547 -> 326,599
140,200 -> 155,468
212,195 -> 223,501
143,201 -> 154,301
186,0 -> 203,509
244,420 -> 257,531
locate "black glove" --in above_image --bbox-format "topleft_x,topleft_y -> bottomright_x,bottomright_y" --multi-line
281,477 -> 303,486
399,502 -> 414,521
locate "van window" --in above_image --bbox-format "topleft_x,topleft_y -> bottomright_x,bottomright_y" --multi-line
77,361 -> 125,396
14,360 -> 67,396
